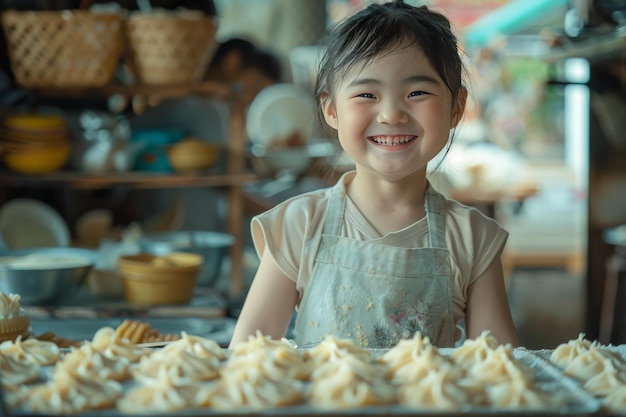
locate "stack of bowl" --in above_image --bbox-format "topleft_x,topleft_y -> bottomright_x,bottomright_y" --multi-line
1,113 -> 71,174
117,252 -> 203,305
167,138 -> 220,173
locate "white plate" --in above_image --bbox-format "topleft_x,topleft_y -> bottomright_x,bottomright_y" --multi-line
0,198 -> 70,249
246,83 -> 317,145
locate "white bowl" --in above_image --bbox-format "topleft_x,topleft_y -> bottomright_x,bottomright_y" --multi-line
246,83 -> 317,146
0,199 -> 70,249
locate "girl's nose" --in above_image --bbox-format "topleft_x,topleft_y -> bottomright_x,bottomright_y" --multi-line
376,101 -> 409,125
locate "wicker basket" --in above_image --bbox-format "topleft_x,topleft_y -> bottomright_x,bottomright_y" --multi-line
125,13 -> 217,85
1,10 -> 123,88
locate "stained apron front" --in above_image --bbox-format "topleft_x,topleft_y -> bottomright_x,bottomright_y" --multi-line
294,184 -> 456,348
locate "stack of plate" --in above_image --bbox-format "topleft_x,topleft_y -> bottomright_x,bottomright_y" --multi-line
0,113 -> 71,174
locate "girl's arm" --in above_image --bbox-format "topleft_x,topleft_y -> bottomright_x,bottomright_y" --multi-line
465,256 -> 520,346
228,249 -> 298,347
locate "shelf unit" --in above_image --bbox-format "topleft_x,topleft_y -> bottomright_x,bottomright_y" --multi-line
0,81 -> 256,296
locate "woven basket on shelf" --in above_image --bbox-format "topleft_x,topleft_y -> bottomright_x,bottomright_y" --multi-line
1,10 -> 123,88
125,13 -> 217,85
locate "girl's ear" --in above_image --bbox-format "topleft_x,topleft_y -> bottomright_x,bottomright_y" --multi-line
451,87 -> 468,128
320,92 -> 338,130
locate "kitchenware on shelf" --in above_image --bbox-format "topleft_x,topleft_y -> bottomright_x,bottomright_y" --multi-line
125,10 -> 217,85
74,209 -> 114,248
139,231 -> 234,286
246,83 -> 317,146
117,252 -> 203,305
1,10 -> 123,88
0,199 -> 70,249
2,141 -> 71,174
0,247 -> 97,305
1,112 -> 72,174
76,110 -> 136,173
130,128 -> 186,172
167,137 -> 220,173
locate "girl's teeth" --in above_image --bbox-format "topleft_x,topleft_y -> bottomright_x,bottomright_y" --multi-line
372,136 -> 413,145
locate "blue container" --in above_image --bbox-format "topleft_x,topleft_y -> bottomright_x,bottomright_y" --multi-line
131,128 -> 186,172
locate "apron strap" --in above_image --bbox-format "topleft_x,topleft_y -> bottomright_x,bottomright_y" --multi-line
322,179 -> 347,236
425,187 -> 447,249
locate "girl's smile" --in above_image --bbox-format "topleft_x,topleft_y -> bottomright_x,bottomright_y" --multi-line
322,45 -> 464,183
368,135 -> 417,148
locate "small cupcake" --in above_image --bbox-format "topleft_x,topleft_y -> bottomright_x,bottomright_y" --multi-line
0,292 -> 31,343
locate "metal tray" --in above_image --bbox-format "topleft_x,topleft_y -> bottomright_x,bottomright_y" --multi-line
4,346 -> 604,417
28,316 -> 237,348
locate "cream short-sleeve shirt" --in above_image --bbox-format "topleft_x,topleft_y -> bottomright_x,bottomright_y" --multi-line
251,172 -> 508,325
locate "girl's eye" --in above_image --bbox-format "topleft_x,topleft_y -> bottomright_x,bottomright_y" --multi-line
408,91 -> 427,98
357,93 -> 375,99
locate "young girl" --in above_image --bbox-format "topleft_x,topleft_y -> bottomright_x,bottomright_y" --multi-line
229,0 -> 519,348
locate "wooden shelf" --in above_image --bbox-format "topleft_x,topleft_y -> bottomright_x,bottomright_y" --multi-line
3,79 -> 254,296
0,171 -> 257,190
31,81 -> 233,100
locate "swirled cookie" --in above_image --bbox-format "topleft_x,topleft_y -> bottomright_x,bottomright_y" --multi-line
58,343 -> 131,382
308,354 -> 395,409
397,363 -> 477,409
0,292 -> 30,343
25,366 -> 122,414
2,382 -> 27,409
162,331 -> 226,361
0,335 -> 60,366
550,333 -> 594,367
133,348 -> 221,384
199,358 -> 304,410
451,330 -> 500,365
0,351 -> 39,385
230,332 -> 309,381
455,340 -> 563,409
386,344 -> 453,384
230,330 -> 293,356
379,332 -> 450,385
465,345 -> 535,385
550,334 -> 626,396
603,385 -> 626,414
487,378 -> 564,409
118,368 -> 200,414
581,355 -> 626,397
304,334 -> 372,365
89,326 -> 150,363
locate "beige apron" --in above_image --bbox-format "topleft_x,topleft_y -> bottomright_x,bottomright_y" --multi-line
294,184 -> 456,348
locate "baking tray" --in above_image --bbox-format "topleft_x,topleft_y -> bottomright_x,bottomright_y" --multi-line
28,316 -> 237,348
3,346 -> 603,417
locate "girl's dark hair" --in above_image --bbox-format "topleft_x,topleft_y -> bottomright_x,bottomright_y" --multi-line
315,1 -> 465,105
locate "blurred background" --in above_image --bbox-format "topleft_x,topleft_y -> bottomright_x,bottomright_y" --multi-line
0,0 -> 625,349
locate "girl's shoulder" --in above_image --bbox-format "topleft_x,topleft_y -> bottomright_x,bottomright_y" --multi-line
437,191 -> 505,231
256,184 -> 334,225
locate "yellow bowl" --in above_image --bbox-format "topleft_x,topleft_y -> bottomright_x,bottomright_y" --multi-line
167,138 -> 219,173
117,253 -> 203,305
3,143 -> 70,174
4,114 -> 66,131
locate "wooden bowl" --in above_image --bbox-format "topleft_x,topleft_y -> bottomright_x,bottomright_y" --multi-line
167,138 -> 219,173
117,253 -> 203,305
2,142 -> 70,174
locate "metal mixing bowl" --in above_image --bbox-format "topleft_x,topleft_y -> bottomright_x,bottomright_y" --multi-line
140,231 -> 234,287
0,247 -> 97,305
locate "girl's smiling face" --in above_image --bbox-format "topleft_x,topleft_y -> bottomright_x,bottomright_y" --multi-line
322,45 -> 465,183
